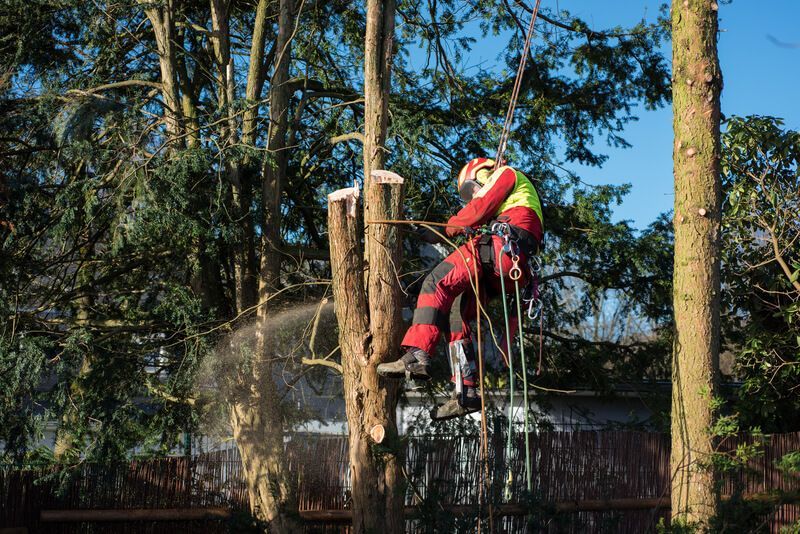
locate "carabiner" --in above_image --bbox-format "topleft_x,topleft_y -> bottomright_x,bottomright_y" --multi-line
528,254 -> 542,275
526,297 -> 543,320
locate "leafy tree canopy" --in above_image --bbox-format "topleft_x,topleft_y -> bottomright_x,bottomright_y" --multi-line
2,0 -> 678,462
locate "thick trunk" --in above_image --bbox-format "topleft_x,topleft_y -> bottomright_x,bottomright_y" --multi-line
54,192 -> 95,462
229,0 -> 298,530
231,0 -> 273,312
258,0 -> 293,302
670,0 -> 722,525
362,0 -> 396,184
329,2 -> 406,532
363,0 -> 400,358
229,376 -> 298,531
328,180 -> 405,534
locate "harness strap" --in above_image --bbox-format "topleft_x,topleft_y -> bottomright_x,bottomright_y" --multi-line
485,219 -> 539,254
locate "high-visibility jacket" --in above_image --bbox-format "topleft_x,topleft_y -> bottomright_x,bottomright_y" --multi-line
446,166 -> 543,244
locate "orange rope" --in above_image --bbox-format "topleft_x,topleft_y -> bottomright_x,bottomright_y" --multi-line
469,238 -> 492,533
494,0 -> 543,169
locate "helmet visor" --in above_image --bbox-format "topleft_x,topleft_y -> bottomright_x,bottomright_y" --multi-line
459,180 -> 481,203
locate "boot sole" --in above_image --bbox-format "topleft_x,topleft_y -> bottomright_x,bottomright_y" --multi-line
377,369 -> 432,381
430,405 -> 481,421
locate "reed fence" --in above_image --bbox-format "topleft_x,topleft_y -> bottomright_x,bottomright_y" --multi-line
1,431 -> 798,533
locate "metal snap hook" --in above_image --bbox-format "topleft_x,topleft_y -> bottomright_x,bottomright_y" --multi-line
528,255 -> 542,274
527,297 -> 543,320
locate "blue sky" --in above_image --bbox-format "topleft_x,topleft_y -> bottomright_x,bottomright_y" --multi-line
451,1 -> 800,229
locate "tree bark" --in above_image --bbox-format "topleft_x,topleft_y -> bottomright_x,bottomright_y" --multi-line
229,373 -> 298,532
228,0 -> 273,313
670,0 -> 722,525
258,0 -> 294,302
330,3 -> 406,531
227,0 -> 300,530
328,176 -> 405,534
362,0 -> 396,197
53,300 -> 93,462
138,0 -> 184,144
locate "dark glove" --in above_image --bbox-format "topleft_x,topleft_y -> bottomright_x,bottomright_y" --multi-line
445,224 -> 475,239
413,225 -> 444,244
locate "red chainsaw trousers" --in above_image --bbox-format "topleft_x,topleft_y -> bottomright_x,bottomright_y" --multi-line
400,235 -> 525,361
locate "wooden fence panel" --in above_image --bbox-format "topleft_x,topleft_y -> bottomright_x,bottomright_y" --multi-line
2,431 -> 798,533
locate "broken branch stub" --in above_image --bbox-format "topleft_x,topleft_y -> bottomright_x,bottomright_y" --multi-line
370,424 -> 386,444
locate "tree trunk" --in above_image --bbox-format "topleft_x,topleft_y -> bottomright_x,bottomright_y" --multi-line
670,0 -> 722,526
228,0 -> 299,530
53,309 -> 92,462
235,0 -> 274,311
229,372 -> 298,531
258,0 -> 293,301
330,3 -> 406,531
139,0 -> 184,144
362,0 -> 395,182
328,176 -> 405,534
210,0 -> 257,312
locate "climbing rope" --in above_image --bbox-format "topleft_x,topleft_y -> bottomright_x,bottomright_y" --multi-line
492,223 -> 535,493
367,217 -> 544,506
494,0 -> 543,169
467,237 -> 493,533
513,267 -> 533,493
496,236 -> 516,501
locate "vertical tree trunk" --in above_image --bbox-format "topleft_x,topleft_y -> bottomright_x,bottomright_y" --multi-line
138,0 -> 184,144
362,0 -> 395,182
258,0 -> 293,300
670,0 -> 722,526
328,175 -> 405,534
54,251 -> 94,462
327,4 -> 405,530
175,24 -> 200,149
227,0 -> 299,530
229,372 -> 298,532
210,0 -> 257,312
235,0 -> 273,311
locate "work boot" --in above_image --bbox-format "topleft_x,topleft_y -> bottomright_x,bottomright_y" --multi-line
431,387 -> 482,421
377,348 -> 431,381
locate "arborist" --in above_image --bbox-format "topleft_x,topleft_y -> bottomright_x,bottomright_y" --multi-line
377,157 -> 544,419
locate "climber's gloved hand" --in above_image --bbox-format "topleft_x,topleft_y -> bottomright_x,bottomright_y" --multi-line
412,224 -> 443,244
411,224 -> 442,245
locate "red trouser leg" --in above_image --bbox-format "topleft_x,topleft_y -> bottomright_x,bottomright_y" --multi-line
400,240 -> 482,355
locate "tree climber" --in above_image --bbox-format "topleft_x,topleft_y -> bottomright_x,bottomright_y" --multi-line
377,157 -> 544,419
